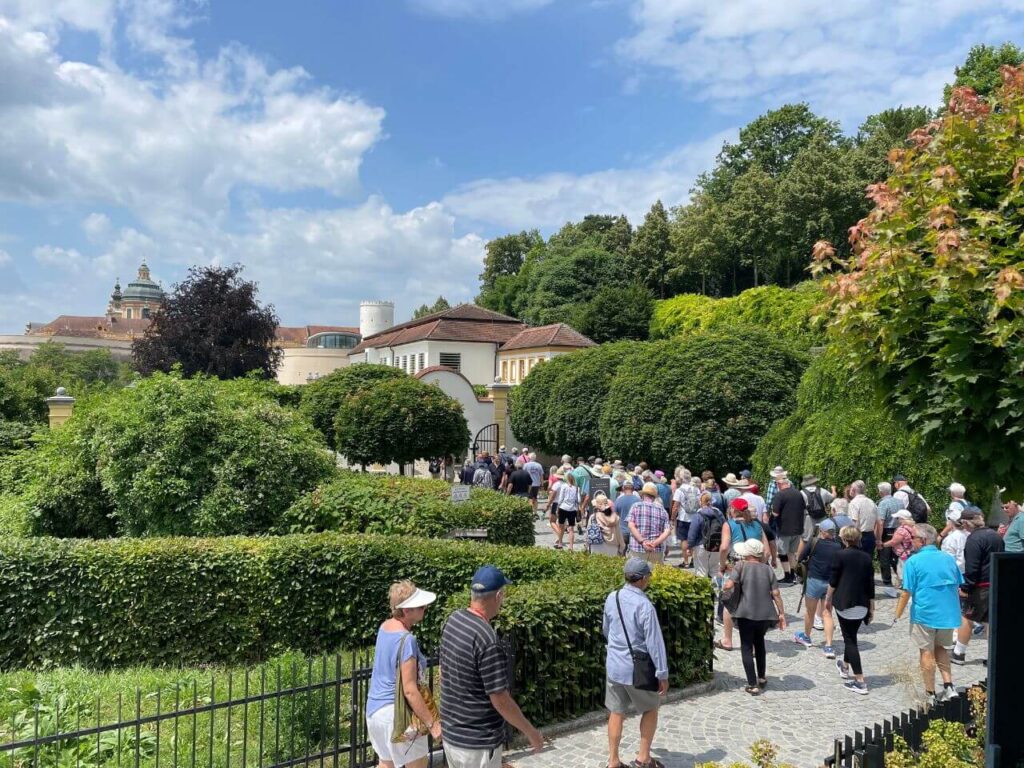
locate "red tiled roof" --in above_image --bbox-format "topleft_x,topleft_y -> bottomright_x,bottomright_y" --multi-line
349,304 -> 525,355
29,315 -> 151,339
498,323 -> 597,351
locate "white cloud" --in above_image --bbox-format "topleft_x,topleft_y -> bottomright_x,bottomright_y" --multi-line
32,244 -> 86,272
82,212 -> 111,241
442,130 -> 733,231
408,0 -> 554,20
615,0 -> 1024,122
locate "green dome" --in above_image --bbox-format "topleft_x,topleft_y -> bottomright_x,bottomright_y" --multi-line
122,262 -> 164,303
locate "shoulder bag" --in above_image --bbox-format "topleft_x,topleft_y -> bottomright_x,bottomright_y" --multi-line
390,633 -> 440,743
614,590 -> 659,692
720,561 -> 744,614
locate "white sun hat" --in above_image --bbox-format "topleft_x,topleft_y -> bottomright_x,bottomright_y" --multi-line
396,588 -> 437,610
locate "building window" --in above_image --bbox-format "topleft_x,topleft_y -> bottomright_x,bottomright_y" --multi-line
142,307 -> 150,319
307,333 -> 358,349
501,360 -> 508,382
518,359 -> 526,381
439,352 -> 461,372
125,308 -> 133,319
418,353 -> 425,372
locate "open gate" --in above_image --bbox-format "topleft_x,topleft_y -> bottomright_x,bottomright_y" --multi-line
472,423 -> 499,461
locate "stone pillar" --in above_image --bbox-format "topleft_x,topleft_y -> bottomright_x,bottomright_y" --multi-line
45,387 -> 76,429
486,382 -> 513,451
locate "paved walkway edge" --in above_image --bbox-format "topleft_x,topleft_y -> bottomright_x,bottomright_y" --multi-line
504,679 -> 717,757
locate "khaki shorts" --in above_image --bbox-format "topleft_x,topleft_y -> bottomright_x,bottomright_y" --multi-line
910,623 -> 954,651
444,744 -> 503,768
632,550 -> 665,565
776,534 -> 801,556
605,679 -> 661,714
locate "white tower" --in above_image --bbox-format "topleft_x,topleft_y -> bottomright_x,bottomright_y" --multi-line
359,300 -> 395,339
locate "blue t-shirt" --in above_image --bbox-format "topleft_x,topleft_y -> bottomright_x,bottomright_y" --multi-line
571,466 -> 591,497
901,546 -> 964,629
728,519 -> 763,547
615,494 -> 640,534
366,629 -> 426,717
655,482 -> 672,511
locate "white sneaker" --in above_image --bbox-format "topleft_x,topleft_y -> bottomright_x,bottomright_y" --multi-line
813,616 -> 825,631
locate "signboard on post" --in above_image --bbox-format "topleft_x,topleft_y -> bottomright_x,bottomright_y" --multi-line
450,485 -> 471,504
588,475 -> 611,502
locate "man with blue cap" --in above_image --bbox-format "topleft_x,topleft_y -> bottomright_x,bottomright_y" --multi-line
439,565 -> 543,767
602,558 -> 668,768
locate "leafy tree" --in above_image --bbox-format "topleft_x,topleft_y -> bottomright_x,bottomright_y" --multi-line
300,363 -> 408,449
599,328 -> 807,472
852,106 -> 933,184
668,196 -> 729,296
132,265 -> 282,379
700,103 -> 844,201
722,166 -> 780,288
333,377 -> 469,470
540,342 -> 639,457
548,215 -> 632,256
522,244 -> 626,325
477,230 -> 543,302
574,284 -> 653,343
628,200 -> 673,298
943,42 -> 1024,103
816,66 -> 1024,499
0,373 -> 333,537
412,296 -> 451,319
774,136 -> 868,285
507,354 -> 572,452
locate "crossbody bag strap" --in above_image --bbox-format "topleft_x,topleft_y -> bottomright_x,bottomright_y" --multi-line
614,590 -> 635,657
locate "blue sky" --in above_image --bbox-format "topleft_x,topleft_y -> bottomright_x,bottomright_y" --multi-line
1,0 -> 1022,332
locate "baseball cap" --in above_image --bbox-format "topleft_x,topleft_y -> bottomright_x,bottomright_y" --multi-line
624,558 -> 652,581
892,510 -> 913,521
471,565 -> 511,593
729,497 -> 750,512
740,469 -> 752,479
818,518 -> 837,532
893,474 -> 907,483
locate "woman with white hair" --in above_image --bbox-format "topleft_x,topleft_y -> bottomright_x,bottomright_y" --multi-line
722,539 -> 787,695
589,492 -> 625,556
366,580 -> 441,768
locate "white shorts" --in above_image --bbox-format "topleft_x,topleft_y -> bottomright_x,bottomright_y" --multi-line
444,743 -> 503,768
366,704 -> 429,767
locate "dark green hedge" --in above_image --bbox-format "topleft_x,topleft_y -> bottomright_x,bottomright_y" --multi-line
279,471 -> 535,546
0,534 -> 713,725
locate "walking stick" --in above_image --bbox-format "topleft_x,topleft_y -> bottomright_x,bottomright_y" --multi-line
796,565 -> 808,614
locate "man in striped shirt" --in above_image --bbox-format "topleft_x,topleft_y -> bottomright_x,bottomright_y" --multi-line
439,565 -> 543,768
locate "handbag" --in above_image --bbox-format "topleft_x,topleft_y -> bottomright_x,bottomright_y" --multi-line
614,590 -> 659,692
720,561 -> 744,615
390,633 -> 440,743
586,515 -> 604,546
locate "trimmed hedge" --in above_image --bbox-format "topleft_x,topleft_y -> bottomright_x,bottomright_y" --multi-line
0,533 -> 713,725
279,471 -> 535,546
649,282 -> 826,350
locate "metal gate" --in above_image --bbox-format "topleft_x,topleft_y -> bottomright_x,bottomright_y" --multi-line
472,423 -> 499,461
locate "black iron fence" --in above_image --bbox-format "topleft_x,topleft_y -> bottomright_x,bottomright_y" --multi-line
0,652 -> 443,768
824,682 -> 984,768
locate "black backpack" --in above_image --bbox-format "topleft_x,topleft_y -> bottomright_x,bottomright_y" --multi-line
805,488 -> 827,521
702,511 -> 725,552
904,489 -> 930,524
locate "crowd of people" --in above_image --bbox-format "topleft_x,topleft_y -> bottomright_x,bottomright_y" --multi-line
437,450 -> 1021,768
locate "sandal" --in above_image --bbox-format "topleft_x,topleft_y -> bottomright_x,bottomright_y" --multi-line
744,685 -> 762,696
632,760 -> 666,768
713,640 -> 734,651
757,678 -> 767,689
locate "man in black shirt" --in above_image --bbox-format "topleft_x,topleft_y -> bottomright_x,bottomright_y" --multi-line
951,508 -> 1003,665
439,565 -> 543,767
771,475 -> 806,584
506,466 -> 532,498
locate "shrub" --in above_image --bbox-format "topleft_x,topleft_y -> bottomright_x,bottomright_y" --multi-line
333,377 -> 469,468
300,364 -> 407,450
752,350 -> 955,525
0,534 -> 713,726
600,328 -> 807,472
650,282 -> 826,350
280,471 -> 535,546
0,373 -> 334,538
507,353 -> 573,452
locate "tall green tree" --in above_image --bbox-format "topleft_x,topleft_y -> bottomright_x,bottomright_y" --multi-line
668,196 -> 728,295
522,244 -> 625,325
818,66 -> 1024,501
628,200 -> 673,298
853,106 -> 933,184
476,230 -> 542,304
412,296 -> 451,319
132,265 -> 282,379
943,42 -> 1024,103
548,215 -> 632,256
573,283 -> 653,342
721,166 -> 780,288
